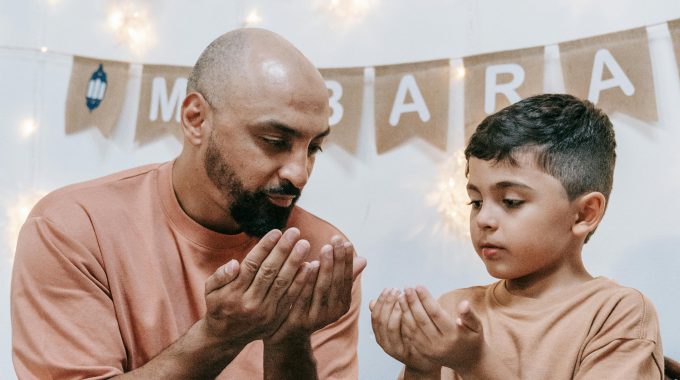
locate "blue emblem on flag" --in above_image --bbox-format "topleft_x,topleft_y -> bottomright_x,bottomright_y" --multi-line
86,63 -> 107,111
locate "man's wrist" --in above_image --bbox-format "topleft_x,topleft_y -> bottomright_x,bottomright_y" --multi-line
264,330 -> 312,351
263,332 -> 317,380
403,365 -> 440,380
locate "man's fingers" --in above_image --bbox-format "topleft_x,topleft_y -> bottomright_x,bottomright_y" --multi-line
291,261 -> 319,315
264,239 -> 311,301
205,259 -> 240,294
352,256 -> 367,279
329,238 -> 351,308
308,244 -> 334,319
456,300 -> 482,333
236,229 -> 283,287
274,261 -> 311,322
245,228 -> 300,300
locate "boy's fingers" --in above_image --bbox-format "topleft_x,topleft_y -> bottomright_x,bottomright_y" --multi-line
404,287 -> 439,338
456,300 -> 482,333
415,286 -> 455,333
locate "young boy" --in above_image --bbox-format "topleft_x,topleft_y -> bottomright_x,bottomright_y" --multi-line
370,94 -> 664,379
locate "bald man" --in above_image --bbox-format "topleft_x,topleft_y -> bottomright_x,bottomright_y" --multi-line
11,29 -> 366,379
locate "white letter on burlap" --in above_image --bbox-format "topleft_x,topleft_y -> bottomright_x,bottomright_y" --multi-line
484,64 -> 525,114
588,49 -> 635,104
389,74 -> 430,126
325,80 -> 344,126
149,77 -> 188,122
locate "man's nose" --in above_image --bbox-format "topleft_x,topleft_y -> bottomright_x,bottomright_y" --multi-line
278,152 -> 310,190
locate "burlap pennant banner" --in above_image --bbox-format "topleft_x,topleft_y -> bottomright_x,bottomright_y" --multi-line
560,27 -> 657,122
135,64 -> 192,145
463,47 -> 544,140
668,19 -> 680,80
65,56 -> 129,137
319,67 -> 364,154
374,59 -> 449,154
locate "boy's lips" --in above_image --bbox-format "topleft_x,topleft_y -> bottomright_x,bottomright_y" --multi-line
480,243 -> 503,259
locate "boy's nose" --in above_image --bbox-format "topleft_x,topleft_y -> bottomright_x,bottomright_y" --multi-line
475,205 -> 498,230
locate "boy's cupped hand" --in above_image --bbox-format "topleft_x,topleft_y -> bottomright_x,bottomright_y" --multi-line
370,286 -> 484,376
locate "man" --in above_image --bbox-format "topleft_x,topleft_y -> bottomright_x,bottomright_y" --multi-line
11,28 -> 366,379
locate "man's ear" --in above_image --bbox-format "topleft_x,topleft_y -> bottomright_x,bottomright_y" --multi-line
181,92 -> 210,146
573,192 -> 607,239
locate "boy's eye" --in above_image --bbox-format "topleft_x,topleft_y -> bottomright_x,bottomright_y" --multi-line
467,200 -> 482,209
308,144 -> 323,156
503,199 -> 524,208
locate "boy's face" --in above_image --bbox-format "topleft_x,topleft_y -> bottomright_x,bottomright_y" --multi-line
466,153 -> 580,281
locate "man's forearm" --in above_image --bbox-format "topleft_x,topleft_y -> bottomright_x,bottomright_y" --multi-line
263,334 -> 317,380
114,319 -> 244,379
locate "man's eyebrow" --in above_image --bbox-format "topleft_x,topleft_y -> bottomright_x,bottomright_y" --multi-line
495,181 -> 534,191
255,120 -> 330,139
466,183 -> 479,192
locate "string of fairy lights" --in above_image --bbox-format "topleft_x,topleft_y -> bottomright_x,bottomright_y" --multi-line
3,0 -> 470,262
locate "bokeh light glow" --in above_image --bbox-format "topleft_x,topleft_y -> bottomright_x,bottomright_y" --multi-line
427,150 -> 470,240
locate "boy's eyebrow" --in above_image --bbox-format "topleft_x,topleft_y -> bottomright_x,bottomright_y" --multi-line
466,181 -> 534,192
495,181 -> 534,191
254,120 -> 330,139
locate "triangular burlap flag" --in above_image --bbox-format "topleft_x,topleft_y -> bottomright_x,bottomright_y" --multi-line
319,67 -> 364,154
374,59 -> 449,154
667,19 -> 680,80
65,56 -> 129,137
136,64 -> 192,145
560,27 -> 657,122
463,47 -> 544,141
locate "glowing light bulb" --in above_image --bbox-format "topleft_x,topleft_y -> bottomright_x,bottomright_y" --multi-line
320,0 -> 379,24
20,118 -> 37,139
427,150 -> 470,240
107,4 -> 154,54
456,67 -> 466,79
244,9 -> 262,26
40,46 -> 48,53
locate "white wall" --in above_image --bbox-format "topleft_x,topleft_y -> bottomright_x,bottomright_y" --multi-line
1,1 -> 679,378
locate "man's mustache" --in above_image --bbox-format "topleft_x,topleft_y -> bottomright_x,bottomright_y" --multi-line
265,181 -> 301,197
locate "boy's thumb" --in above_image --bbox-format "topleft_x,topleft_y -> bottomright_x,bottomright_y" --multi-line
456,300 -> 481,333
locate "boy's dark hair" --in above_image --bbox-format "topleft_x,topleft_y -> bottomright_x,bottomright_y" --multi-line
465,94 -> 616,241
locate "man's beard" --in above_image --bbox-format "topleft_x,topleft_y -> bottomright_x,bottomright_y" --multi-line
204,132 -> 300,237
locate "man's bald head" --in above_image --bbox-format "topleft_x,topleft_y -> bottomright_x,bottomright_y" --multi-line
187,28 -> 327,110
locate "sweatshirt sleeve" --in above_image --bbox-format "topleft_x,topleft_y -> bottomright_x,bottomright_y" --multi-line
11,215 -> 127,379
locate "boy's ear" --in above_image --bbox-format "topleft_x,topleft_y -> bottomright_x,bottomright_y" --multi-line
572,192 -> 607,239
181,92 -> 211,146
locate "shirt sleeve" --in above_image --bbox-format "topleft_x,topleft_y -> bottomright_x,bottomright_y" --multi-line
575,290 -> 664,380
11,216 -> 127,379
309,274 -> 362,379
576,339 -> 663,379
